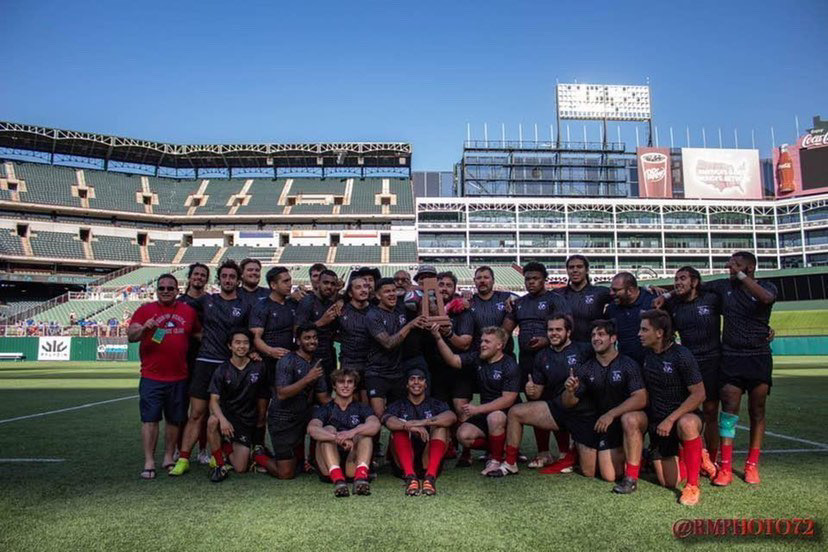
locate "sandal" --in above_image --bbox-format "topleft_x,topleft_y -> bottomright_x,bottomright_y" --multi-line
140,468 -> 156,480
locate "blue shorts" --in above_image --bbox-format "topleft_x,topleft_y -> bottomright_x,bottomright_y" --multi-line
139,377 -> 189,424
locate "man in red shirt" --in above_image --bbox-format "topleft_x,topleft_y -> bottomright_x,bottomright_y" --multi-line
129,274 -> 201,480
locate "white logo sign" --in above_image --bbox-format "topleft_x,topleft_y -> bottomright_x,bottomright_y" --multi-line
802,132 -> 828,149
38,336 -> 72,361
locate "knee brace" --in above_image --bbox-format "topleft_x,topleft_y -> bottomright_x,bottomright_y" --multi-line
718,412 -> 739,439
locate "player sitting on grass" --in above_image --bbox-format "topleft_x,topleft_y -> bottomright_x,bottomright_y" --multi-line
432,325 -> 520,476
498,315 -> 593,477
204,329 -> 267,482
383,368 -> 457,496
307,369 -> 381,497
258,323 -> 331,479
638,309 -> 706,506
561,320 -> 648,493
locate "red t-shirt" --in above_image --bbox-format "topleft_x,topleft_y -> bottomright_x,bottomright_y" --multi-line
130,301 -> 201,382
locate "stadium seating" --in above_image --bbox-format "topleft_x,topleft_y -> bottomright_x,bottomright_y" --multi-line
36,300 -> 112,325
197,180 -> 246,214
0,229 -> 24,256
180,246 -> 219,263
235,179 -> 287,215
389,178 -> 414,215
148,240 -> 180,264
0,188 -> 11,201
291,178 -> 347,196
389,241 -> 417,262
219,246 -> 252,262
91,235 -> 142,263
102,266 -> 189,288
85,170 -> 145,213
336,245 -> 381,264
29,231 -> 85,259
14,162 -> 82,208
491,266 -> 525,289
0,300 -> 44,321
343,179 -> 383,214
290,204 -> 334,215
279,245 -> 330,264
148,177 -> 201,214
93,301 -> 144,324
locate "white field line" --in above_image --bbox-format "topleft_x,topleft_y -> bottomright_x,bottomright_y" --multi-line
736,424 -> 828,449
0,395 -> 138,425
0,458 -> 65,463
733,448 -> 828,454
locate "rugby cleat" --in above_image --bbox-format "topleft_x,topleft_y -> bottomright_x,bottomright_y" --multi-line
353,479 -> 372,496
712,469 -> 732,487
481,459 -> 502,477
612,476 -> 638,494
209,464 -> 230,483
196,449 -> 211,465
539,450 -> 577,475
404,476 -> 421,496
679,484 -> 701,506
421,476 -> 437,496
743,463 -> 761,485
700,449 -> 717,480
498,462 -> 519,476
333,480 -> 350,498
167,458 -> 190,476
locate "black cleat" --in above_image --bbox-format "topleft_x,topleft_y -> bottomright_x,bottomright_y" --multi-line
354,478 -> 372,495
333,480 -> 350,497
612,476 -> 638,494
404,475 -> 420,496
455,456 -> 472,468
421,476 -> 437,496
209,465 -> 230,483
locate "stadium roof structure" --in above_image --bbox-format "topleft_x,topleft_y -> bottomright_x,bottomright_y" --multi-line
0,121 -> 411,171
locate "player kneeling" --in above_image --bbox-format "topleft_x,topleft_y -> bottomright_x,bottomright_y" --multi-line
205,329 -> 267,482
383,369 -> 458,496
308,369 -> 381,497
639,310 -> 706,506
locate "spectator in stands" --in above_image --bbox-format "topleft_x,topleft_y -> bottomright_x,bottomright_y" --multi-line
69,312 -> 76,326
129,273 -> 201,480
309,263 -> 327,292
108,317 -> 118,337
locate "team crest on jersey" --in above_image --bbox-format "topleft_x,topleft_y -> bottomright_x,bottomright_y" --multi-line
697,306 -> 711,316
231,307 -> 242,318
585,295 -> 595,305
369,388 -> 377,396
538,301 -> 547,311
496,302 -> 505,311
399,315 -> 407,326
611,371 -> 621,382
350,414 -> 360,425
424,410 -> 433,418
492,370 -> 502,380
250,372 -> 260,383
567,355 -> 578,366
662,362 -> 673,374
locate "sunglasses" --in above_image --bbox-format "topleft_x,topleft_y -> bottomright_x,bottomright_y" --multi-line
157,286 -> 177,292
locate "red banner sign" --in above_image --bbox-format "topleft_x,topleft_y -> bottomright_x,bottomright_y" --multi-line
636,147 -> 672,198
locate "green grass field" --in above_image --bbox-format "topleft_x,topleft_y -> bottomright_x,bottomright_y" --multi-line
1,359 -> 826,551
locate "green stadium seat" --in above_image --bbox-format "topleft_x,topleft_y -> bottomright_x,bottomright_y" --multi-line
180,246 -> 219,263
0,229 -> 24,256
85,170 -> 145,213
91,235 -> 142,263
148,240 -> 180,264
29,231 -> 85,259
14,162 -> 81,208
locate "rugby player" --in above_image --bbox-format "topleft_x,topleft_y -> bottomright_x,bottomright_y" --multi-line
561,319 -> 647,492
429,271 -> 474,403
170,260 -> 252,476
308,369 -> 381,497
498,315 -> 592,476
555,255 -> 611,344
206,329 -> 267,482
238,258 -> 270,309
383,369 -> 457,495
638,309 -> 706,505
654,266 -> 722,478
260,323 -> 330,479
308,263 -> 327,292
606,272 -> 654,365
295,268 -> 341,383
433,326 -> 520,476
337,275 -> 373,387
129,274 -> 201,479
705,252 -> 777,486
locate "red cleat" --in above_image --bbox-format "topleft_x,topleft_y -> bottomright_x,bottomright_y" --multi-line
712,468 -> 732,487
744,463 -> 761,485
539,450 -> 576,475
700,449 -> 717,480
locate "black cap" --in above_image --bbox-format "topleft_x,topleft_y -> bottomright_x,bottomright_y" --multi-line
407,367 -> 428,380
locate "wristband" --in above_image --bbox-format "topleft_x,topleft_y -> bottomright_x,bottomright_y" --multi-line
736,271 -> 748,281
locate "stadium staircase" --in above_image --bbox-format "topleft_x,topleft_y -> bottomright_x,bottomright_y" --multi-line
139,242 -> 150,263
172,246 -> 187,264
140,176 -> 154,214
211,247 -> 227,264
75,170 -> 90,209
82,240 -> 93,260
381,246 -> 390,263
277,179 -> 292,207
20,233 -> 33,256
326,245 -> 337,264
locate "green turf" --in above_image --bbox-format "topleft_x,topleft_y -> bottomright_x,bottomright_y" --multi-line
1,361 -> 826,551
770,310 -> 828,336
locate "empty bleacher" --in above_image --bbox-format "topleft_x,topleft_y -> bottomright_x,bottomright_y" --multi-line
93,301 -> 144,324
102,266 -> 189,288
235,179 -> 286,215
29,231 -> 86,259
291,178 -> 347,196
148,177 -> 200,214
389,178 -> 414,215
14,162 -> 82,208
0,229 -> 24,256
85,170 -> 144,213
180,246 -> 219,263
148,240 -> 180,264
37,300 -> 112,325
389,241 -> 417,263
290,204 -> 334,215
336,245 -> 382,264
279,245 -> 330,264
92,235 -> 142,263
342,179 -> 383,214
196,180 -> 246,214
219,246 -> 252,263
0,300 -> 44,321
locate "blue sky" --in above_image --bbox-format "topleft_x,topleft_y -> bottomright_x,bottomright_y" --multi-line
2,0 -> 826,170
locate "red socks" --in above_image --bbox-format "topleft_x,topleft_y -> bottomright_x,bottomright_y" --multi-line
211,449 -> 224,467
683,436 -> 702,487
354,464 -> 369,480
678,446 -> 687,481
488,433 -> 506,462
392,431 -> 416,476
179,450 -> 191,461
426,439 -> 447,478
746,447 -> 760,466
505,445 -> 520,466
329,466 -> 345,483
720,443 -> 733,472
254,451 -> 270,468
221,441 -> 233,456
470,437 -> 488,450
534,427 -> 550,453
554,430 -> 571,454
625,462 -> 640,480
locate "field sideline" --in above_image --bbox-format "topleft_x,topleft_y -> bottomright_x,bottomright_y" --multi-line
1,359 -> 826,551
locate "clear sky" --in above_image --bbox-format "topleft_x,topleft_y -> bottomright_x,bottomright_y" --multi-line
2,0 -> 826,170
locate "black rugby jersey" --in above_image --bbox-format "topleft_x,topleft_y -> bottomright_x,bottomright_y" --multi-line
575,354 -> 644,415
460,352 -> 521,404
366,306 -> 409,378
532,341 -> 593,405
295,293 -> 337,361
250,297 -> 296,351
641,343 -> 702,423
555,284 -> 612,343
382,396 -> 450,424
506,291 -> 571,353
705,278 -> 777,356
208,360 -> 266,425
605,288 -> 654,364
270,352 -> 326,415
197,294 -> 251,362
312,400 -> 375,431
665,291 -> 721,361
238,286 -> 270,311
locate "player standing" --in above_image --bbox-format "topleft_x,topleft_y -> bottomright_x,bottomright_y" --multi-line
295,268 -> 342,385
606,272 -> 654,365
555,255 -> 611,344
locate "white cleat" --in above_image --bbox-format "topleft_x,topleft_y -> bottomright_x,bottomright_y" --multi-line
499,462 -> 519,476
196,449 -> 211,465
481,459 -> 502,477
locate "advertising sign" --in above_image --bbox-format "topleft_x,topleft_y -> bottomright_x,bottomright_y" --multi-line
557,84 -> 651,121
636,147 -> 672,198
681,148 -> 762,199
37,336 -> 71,361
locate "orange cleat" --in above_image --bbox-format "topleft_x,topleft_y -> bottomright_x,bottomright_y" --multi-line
700,449 -> 717,480
712,468 -> 732,487
744,463 -> 761,485
679,484 -> 701,506
539,450 -> 577,475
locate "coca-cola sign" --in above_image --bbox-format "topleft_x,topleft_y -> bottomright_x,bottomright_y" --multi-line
801,131 -> 828,149
636,147 -> 672,198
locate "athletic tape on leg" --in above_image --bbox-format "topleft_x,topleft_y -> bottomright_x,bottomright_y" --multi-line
719,412 -> 739,439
